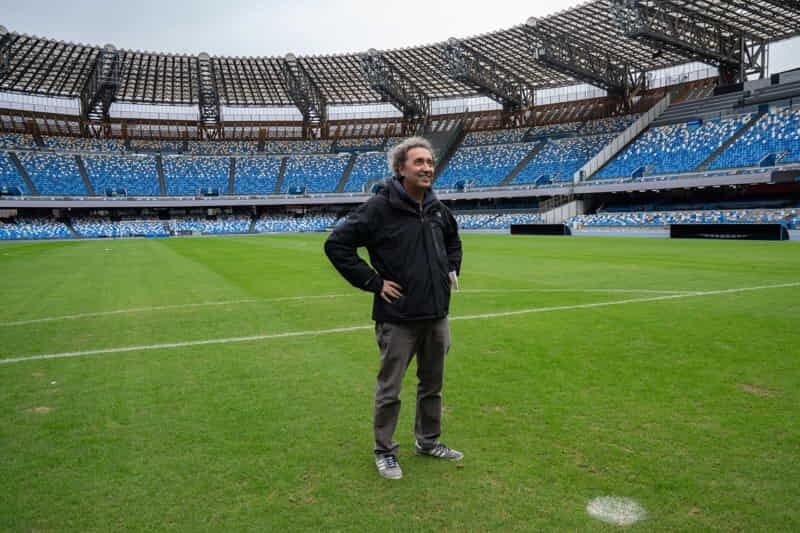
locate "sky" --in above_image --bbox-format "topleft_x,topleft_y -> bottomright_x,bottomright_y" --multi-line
1,0 -> 798,72
1,0 -> 580,57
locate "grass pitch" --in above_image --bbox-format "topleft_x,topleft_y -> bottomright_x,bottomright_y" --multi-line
1,233 -> 798,531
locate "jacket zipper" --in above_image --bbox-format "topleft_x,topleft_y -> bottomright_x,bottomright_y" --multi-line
421,204 -> 441,313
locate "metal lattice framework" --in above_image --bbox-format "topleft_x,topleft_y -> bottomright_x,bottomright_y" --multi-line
440,37 -> 534,114
360,48 -> 429,134
611,1 -> 768,85
0,1 -> 797,116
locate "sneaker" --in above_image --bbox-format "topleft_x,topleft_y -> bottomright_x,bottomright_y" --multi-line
375,454 -> 403,479
415,441 -> 464,461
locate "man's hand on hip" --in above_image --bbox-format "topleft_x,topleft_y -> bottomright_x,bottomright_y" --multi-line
380,280 -> 403,303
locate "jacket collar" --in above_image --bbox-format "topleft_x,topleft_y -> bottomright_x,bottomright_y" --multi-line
382,177 -> 437,213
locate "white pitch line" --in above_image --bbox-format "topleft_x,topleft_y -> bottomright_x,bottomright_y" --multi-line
2,288 -> 692,327
0,325 -> 374,365
1,281 -> 797,366
1,293 -> 352,327
459,288 -> 692,295
452,282 -> 800,320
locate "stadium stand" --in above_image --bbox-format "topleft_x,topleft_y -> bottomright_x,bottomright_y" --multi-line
461,128 -> 527,147
334,138 -> 385,151
0,152 -> 30,194
253,213 -> 336,233
43,136 -> 125,153
130,140 -> 185,153
169,215 -> 252,235
343,152 -> 389,193
72,218 -> 169,238
708,106 -> 800,169
263,140 -> 332,154
280,154 -> 350,193
526,115 -> 639,138
17,152 -> 87,195
455,212 -> 546,229
185,141 -> 259,155
234,156 -> 283,194
162,156 -> 229,196
0,213 -> 347,239
0,218 -> 73,239
570,208 -> 800,229
82,154 -> 161,196
436,143 -> 535,188
0,133 -> 38,150
514,135 -> 615,184
593,114 -> 755,179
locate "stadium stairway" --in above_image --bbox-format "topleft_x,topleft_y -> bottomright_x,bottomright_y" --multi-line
74,155 -> 95,196
7,152 -> 38,194
335,153 -> 359,193
579,94 -> 671,181
228,158 -> 236,194
695,108 -> 768,171
64,219 -> 80,238
499,142 -> 547,186
155,155 -> 167,195
31,130 -> 45,148
430,117 -> 467,180
274,158 -> 288,193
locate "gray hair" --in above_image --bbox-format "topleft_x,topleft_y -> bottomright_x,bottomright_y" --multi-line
387,136 -> 434,178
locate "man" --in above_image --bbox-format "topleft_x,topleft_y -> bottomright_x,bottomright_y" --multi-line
324,136 -> 463,480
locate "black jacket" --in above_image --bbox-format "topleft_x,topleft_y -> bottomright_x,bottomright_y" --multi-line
324,178 -> 462,322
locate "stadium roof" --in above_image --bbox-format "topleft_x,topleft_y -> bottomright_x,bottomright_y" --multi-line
1,0 -> 799,107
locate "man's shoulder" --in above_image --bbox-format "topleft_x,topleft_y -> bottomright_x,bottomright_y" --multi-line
363,190 -> 392,211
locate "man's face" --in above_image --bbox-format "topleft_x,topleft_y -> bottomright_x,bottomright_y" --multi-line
399,147 -> 435,191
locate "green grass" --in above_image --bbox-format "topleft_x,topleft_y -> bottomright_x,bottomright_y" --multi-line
1,234 -> 798,531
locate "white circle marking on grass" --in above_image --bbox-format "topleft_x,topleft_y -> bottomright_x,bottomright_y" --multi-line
587,496 -> 646,526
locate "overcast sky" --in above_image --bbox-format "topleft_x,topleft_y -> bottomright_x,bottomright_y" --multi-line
1,0 -> 798,72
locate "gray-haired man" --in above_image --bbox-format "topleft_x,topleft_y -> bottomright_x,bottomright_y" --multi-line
324,136 -> 463,479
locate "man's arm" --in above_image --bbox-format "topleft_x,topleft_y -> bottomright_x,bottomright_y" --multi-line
443,208 -> 463,275
324,203 -> 384,294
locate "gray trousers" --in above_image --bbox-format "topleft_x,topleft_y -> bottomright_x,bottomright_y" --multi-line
373,318 -> 451,456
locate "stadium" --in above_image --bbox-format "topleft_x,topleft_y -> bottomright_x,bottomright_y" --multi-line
1,0 -> 799,530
